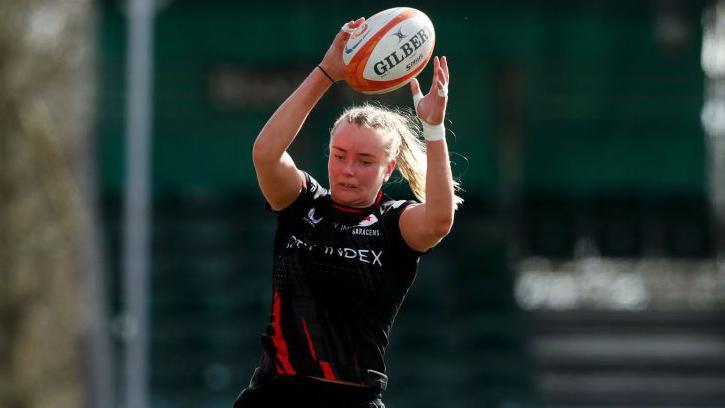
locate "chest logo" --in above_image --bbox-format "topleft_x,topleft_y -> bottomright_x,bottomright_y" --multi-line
305,208 -> 323,225
357,214 -> 378,227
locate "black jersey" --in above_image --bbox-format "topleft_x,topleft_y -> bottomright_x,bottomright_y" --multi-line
256,172 -> 426,391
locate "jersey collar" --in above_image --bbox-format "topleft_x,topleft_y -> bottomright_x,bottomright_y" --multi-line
331,191 -> 383,214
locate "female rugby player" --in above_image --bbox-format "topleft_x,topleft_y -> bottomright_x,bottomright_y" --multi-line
234,16 -> 462,408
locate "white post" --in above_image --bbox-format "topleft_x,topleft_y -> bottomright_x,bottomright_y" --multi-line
702,0 -> 725,259
121,0 -> 154,406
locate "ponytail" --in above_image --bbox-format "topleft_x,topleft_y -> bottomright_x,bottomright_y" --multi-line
394,115 -> 427,203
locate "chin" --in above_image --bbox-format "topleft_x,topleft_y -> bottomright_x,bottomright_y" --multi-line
332,192 -> 355,206
332,190 -> 363,207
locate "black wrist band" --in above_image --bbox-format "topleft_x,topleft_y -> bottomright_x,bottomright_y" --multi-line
317,65 -> 335,83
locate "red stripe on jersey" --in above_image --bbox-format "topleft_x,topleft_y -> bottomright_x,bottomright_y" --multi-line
320,361 -> 336,380
301,317 -> 337,380
300,317 -> 318,361
271,291 -> 296,375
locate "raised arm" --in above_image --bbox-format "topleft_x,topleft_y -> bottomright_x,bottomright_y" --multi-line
252,18 -> 364,211
399,56 -> 456,252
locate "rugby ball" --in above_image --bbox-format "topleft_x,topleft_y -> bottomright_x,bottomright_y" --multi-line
342,7 -> 435,94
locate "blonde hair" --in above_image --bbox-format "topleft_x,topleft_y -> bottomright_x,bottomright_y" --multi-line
330,103 -> 463,208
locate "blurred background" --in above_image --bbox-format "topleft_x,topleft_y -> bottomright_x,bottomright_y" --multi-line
2,0 -> 725,407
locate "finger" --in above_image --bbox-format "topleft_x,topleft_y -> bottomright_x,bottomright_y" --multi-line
437,66 -> 446,85
342,17 -> 365,34
436,79 -> 448,98
409,77 -> 420,95
410,78 -> 424,109
341,20 -> 355,34
441,56 -> 449,83
334,30 -> 352,47
431,64 -> 444,93
430,56 -> 440,91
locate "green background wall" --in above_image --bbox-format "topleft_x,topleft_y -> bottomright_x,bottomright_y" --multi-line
98,0 -> 706,198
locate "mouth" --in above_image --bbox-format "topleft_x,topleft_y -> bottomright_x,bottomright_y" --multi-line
339,182 -> 357,190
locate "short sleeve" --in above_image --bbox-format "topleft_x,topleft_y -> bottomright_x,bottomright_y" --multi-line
382,199 -> 431,256
264,171 -> 327,216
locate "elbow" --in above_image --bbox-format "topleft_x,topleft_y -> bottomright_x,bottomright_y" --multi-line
252,137 -> 270,167
431,214 -> 454,238
425,204 -> 455,238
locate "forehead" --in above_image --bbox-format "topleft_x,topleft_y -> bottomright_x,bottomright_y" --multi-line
330,122 -> 388,155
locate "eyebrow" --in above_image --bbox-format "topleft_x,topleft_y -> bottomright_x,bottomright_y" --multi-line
331,146 -> 377,158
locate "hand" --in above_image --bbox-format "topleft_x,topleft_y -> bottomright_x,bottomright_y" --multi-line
410,56 -> 449,125
318,17 -> 365,82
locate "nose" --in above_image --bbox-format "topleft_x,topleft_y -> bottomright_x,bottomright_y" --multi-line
342,160 -> 355,176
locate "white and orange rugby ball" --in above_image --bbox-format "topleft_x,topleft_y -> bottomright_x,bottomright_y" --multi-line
342,7 -> 435,94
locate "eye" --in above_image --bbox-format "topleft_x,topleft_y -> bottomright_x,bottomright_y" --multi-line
361,160 -> 373,166
334,154 -> 345,160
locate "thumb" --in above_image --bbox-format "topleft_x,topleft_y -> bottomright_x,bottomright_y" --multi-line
410,78 -> 423,112
409,78 -> 420,95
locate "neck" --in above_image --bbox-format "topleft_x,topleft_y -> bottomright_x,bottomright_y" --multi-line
331,191 -> 383,212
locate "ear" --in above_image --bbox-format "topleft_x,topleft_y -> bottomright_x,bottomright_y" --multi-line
384,159 -> 397,182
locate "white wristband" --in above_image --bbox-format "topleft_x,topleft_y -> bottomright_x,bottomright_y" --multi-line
421,120 -> 445,141
412,88 -> 445,141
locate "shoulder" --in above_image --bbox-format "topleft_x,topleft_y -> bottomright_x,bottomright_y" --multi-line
267,171 -> 329,215
377,197 -> 429,254
379,197 -> 415,218
301,172 -> 328,201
